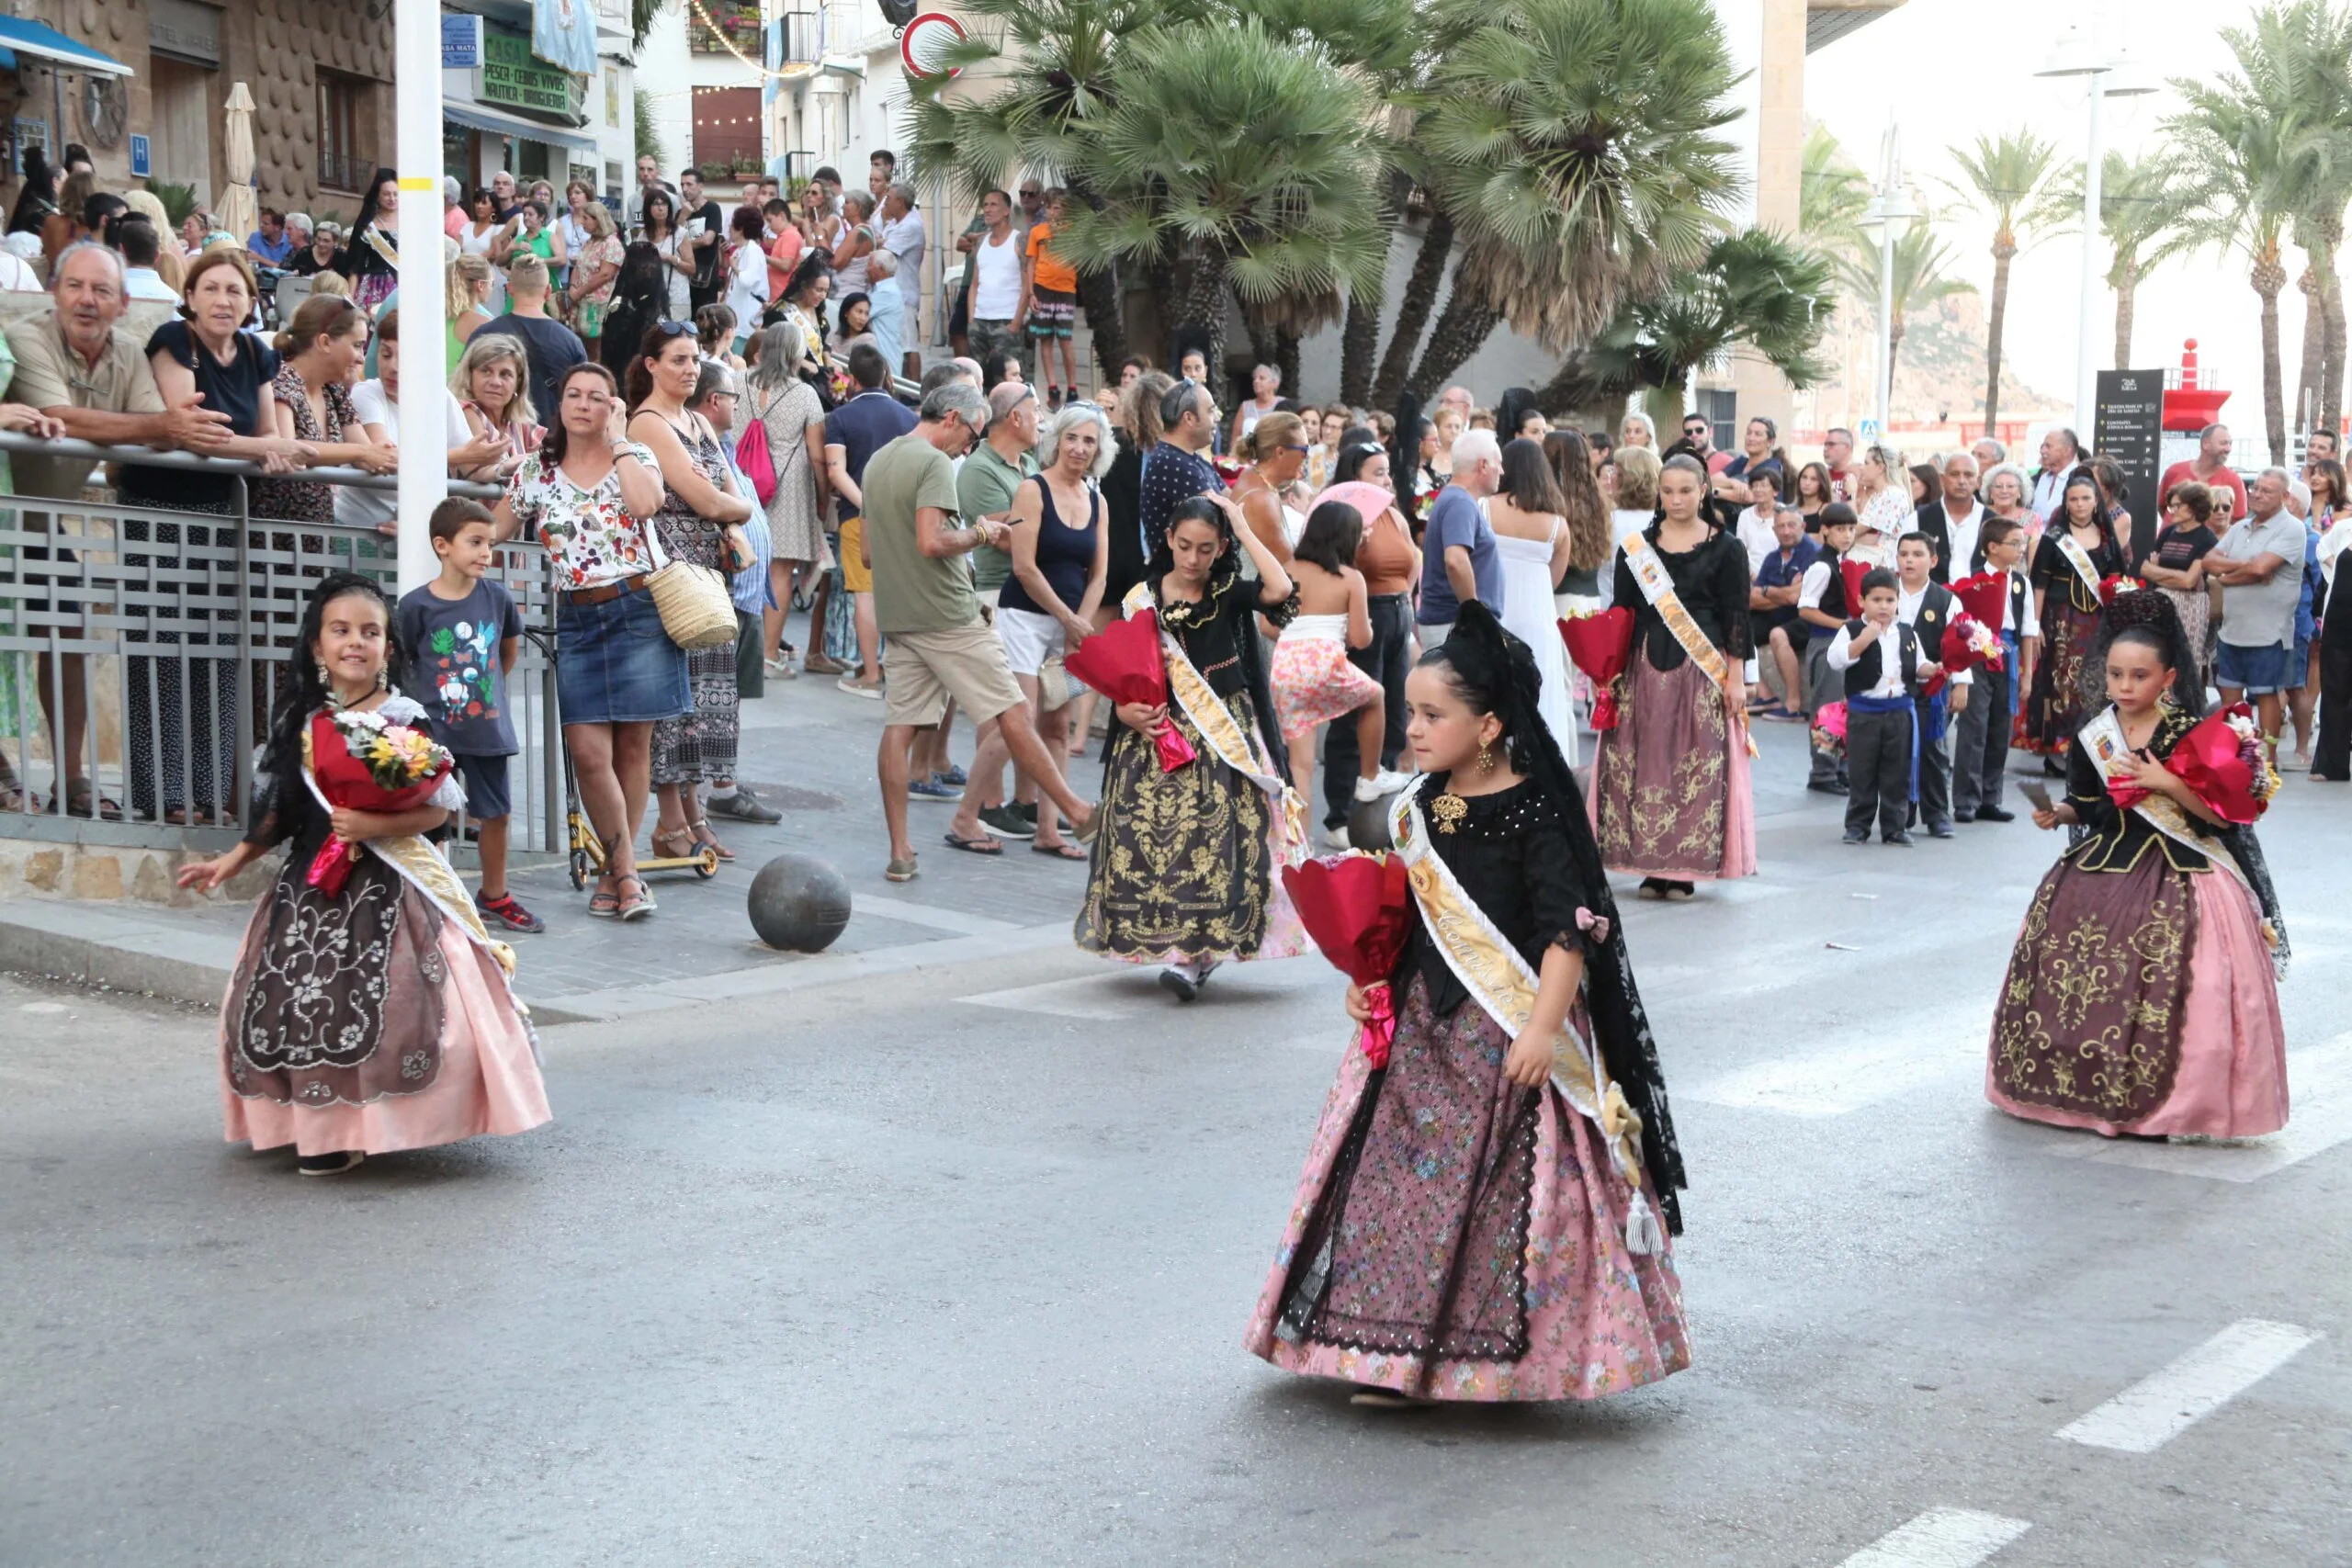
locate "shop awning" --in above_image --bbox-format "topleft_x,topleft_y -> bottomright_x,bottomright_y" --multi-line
443,99 -> 597,154
0,17 -> 133,75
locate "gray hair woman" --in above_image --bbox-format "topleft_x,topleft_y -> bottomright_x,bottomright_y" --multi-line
989,397 -> 1114,856
741,319 -> 831,675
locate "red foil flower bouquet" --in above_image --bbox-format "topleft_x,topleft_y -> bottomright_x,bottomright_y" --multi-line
1559,607 -> 1634,730
1063,608 -> 1198,772
306,708 -> 455,896
1281,852 -> 1413,1067
2104,703 -> 2279,824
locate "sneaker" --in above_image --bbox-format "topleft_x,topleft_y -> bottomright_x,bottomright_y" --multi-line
979,804 -> 1036,839
1318,822 -> 1352,850
935,765 -> 969,788
908,777 -> 963,802
1841,830 -> 1870,845
1354,769 -> 1414,802
1012,800 -> 1040,827
475,891 -> 548,934
706,785 -> 783,824
297,1150 -> 366,1177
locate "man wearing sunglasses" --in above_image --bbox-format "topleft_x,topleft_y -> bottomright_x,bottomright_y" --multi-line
861,381 -> 1097,880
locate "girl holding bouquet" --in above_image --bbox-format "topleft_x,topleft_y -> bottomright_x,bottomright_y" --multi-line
1988,590 -> 2290,1140
1076,495 -> 1305,1002
175,575 -> 552,1176
1247,604 -> 1689,1404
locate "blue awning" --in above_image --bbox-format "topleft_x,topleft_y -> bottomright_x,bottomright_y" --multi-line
444,99 -> 597,155
0,17 -> 131,76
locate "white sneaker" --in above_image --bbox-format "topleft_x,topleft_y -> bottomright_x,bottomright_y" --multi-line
1318,822 -> 1352,850
1354,770 -> 1414,802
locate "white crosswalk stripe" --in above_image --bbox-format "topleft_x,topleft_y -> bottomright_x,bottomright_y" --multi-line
2055,1318 -> 2320,1453
1835,1507 -> 2030,1567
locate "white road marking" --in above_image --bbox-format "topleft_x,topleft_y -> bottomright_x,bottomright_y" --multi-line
960,973 -> 1147,1021
2038,1035 -> 2352,1183
1837,1507 -> 2030,1567
1691,1011 -> 1990,1116
960,957 -> 1332,1022
17,1001 -> 66,1014
853,894 -> 1023,936
2055,1318 -> 2319,1453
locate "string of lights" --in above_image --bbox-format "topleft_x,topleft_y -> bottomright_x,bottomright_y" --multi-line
684,0 -> 820,83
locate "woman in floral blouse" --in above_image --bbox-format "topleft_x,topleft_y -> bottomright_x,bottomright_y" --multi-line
492,361 -> 687,921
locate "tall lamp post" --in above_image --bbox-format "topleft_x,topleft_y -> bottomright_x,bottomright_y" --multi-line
1857,125 -> 1920,442
393,0 -> 451,592
2037,23 -> 2155,442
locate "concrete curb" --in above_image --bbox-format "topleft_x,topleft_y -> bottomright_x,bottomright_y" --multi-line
0,901 -> 243,1010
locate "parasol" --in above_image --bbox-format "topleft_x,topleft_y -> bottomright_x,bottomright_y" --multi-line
215,83 -> 258,250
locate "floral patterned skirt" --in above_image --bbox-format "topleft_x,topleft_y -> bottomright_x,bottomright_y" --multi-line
1074,698 -> 1302,965
1270,625 -> 1382,741
1246,976 -> 1690,1402
220,854 -> 550,1156
1987,852 -> 2288,1138
1590,646 -> 1755,880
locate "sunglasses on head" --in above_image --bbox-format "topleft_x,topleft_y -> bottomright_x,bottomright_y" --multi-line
652,321 -> 695,339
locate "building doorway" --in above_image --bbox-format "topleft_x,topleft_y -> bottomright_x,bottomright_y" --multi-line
147,55 -> 214,205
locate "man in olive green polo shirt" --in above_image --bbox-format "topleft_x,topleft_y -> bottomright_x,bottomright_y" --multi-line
956,378 -> 1040,837
6,242 -> 232,817
861,380 -> 1093,878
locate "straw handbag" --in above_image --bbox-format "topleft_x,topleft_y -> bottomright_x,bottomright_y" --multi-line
644,522 -> 740,650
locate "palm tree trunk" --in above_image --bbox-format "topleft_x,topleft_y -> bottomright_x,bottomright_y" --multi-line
1179,245 -> 1232,392
1407,282 -> 1502,402
2113,258 -> 2138,369
1340,285 -> 1382,410
1372,209 -> 1453,411
1075,265 -> 1128,382
2295,260 -> 2323,440
1983,235 -> 2015,436
2320,238 -> 2346,446
1274,328 -> 1301,405
2255,250 -> 2288,464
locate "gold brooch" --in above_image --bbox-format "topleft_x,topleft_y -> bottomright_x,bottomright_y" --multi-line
1430,793 -> 1467,834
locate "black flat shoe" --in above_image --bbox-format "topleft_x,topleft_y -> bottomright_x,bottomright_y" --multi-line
1159,966 -> 1199,1003
1842,830 -> 1870,844
1883,830 -> 1915,846
1806,779 -> 1848,795
297,1150 -> 365,1177
1974,804 -> 2016,822
1928,821 -> 1955,840
1951,809 -> 1976,823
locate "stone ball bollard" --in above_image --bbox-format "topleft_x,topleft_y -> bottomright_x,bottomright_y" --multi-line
747,853 -> 853,953
1345,787 -> 1402,852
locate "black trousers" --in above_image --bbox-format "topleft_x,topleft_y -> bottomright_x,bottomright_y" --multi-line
1846,705 -> 1912,839
1911,690 -> 1952,828
2316,629 -> 2352,781
1321,593 -> 1412,826
1950,660 -> 2013,815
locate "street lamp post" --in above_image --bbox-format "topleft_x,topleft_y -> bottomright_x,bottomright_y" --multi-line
2037,22 -> 2156,443
393,0 -> 451,593
1857,125 -> 1920,441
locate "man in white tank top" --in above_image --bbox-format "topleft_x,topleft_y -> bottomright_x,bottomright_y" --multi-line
965,187 -> 1028,383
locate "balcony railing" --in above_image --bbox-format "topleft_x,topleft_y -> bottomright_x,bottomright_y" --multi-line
689,2 -> 763,53
318,152 -> 374,195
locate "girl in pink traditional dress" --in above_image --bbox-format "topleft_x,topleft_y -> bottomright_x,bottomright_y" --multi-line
1988,590 -> 2290,1140
1247,604 -> 1690,1404
175,574 -> 552,1177
1269,499 -> 1413,812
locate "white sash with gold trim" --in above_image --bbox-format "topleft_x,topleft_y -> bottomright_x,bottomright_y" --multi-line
1621,533 -> 1756,758
1123,582 -> 1306,863
2054,530 -> 2106,607
1391,786 -> 1665,1254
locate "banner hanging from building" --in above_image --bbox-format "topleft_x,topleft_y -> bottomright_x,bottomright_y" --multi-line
534,0 -> 599,76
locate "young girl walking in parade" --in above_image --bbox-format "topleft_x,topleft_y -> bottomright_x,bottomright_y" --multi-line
1590,452 -> 1758,898
175,574 -> 552,1176
1075,494 -> 1307,1001
1988,589 -> 2290,1140
1247,604 -> 1690,1404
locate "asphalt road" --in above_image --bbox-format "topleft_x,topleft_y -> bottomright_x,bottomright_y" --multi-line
4,761 -> 2348,1567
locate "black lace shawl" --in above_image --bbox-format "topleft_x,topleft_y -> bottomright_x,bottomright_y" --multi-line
1142,506 -> 1297,781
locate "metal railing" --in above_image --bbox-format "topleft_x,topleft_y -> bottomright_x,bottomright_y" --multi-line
0,434 -> 568,859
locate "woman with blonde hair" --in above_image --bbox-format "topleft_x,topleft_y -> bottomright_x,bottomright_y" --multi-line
560,200 -> 623,356
122,189 -> 187,291
1849,443 -> 1911,569
1234,410 -> 1310,560
449,332 -> 541,479
447,252 -> 494,362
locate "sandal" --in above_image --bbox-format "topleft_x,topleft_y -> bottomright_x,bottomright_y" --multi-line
614,874 -> 652,921
1032,840 -> 1087,861
57,782 -> 128,821
1071,803 -> 1103,844
650,826 -> 697,861
587,880 -> 622,918
942,829 -> 1003,855
688,817 -> 735,862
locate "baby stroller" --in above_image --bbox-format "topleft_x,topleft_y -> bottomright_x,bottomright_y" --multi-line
523,627 -> 719,890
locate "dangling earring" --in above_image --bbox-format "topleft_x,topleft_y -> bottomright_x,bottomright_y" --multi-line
375,667 -> 389,692
316,661 -> 334,691
1476,738 -> 1497,774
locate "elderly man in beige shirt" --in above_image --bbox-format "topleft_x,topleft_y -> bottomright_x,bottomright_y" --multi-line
6,241 -> 231,818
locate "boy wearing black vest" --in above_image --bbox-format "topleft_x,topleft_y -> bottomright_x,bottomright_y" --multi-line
1827,567 -> 1944,844
1797,503 -> 1858,793
1894,532 -> 1963,838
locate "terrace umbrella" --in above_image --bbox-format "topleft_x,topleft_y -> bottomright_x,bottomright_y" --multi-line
216,82 -> 258,245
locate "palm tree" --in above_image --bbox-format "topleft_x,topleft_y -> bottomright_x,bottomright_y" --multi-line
1400,0 -> 1743,399
2048,150 -> 2200,370
1945,130 -> 2065,436
1836,221 -> 1973,376
1800,122 -> 1871,260
905,0 -> 1198,376
1540,228 -> 1837,410
2172,67 -> 2310,461
1051,17 -> 1387,391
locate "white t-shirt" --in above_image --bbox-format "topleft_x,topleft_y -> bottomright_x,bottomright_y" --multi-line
335,379 -> 476,529
652,231 -> 691,320
724,241 -> 766,338
1736,505 -> 1783,575
971,227 -> 1022,319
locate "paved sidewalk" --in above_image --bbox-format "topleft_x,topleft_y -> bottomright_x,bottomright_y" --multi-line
0,648 -> 1112,1022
